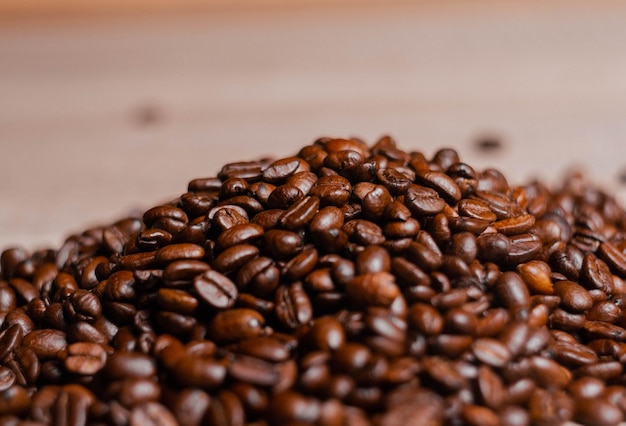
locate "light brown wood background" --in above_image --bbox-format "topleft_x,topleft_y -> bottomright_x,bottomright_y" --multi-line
2,0 -> 626,250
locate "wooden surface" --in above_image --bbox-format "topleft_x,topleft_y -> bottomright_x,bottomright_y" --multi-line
2,0 -> 626,250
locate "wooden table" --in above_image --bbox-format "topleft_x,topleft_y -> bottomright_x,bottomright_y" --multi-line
2,0 -> 626,249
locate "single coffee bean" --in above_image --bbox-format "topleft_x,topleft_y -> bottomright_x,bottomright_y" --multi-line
472,338 -> 512,368
22,329 -> 67,360
130,402 -> 178,426
553,280 -> 593,312
346,272 -> 400,309
496,272 -> 530,316
209,308 -> 266,343
104,352 -> 156,380
404,185 -> 446,216
193,269 -> 238,309
275,282 -> 313,330
64,342 -> 107,375
516,260 -> 553,295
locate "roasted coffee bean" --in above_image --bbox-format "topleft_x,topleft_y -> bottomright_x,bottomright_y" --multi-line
496,272 -> 530,315
104,352 -> 156,380
22,329 -> 66,360
346,272 -> 400,309
129,402 -> 178,426
262,230 -> 302,260
553,280 -> 592,312
573,397 -> 624,426
193,269 -> 237,309
64,342 -> 107,375
581,253 -> 614,294
209,308 -> 265,343
517,260 -> 553,295
278,196 -> 320,231
309,175 -> 351,206
404,185 -> 446,216
275,282 -> 313,330
472,338 -> 512,368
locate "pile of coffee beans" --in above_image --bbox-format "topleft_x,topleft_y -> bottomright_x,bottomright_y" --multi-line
2,136 -> 626,426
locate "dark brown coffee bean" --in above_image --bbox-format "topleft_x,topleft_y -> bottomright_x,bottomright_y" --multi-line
193,269 -> 237,309
553,280 -> 592,312
581,253 -> 614,294
236,336 -> 291,363
129,402 -> 177,426
267,391 -> 321,425
262,157 -> 310,184
154,288 -> 197,315
22,329 -> 66,360
461,404 -> 499,426
64,342 -> 107,375
516,260 -> 553,295
529,356 -> 572,389
214,224 -> 263,252
496,271 -> 530,315
476,365 -> 504,409
346,272 -> 400,309
0,366 -> 16,392
587,300 -> 621,323
212,244 -> 258,274
209,308 -> 265,343
421,356 -> 467,392
307,316 -> 345,352
472,338 -> 512,368
209,205 -> 249,232
406,242 -> 442,273
276,196 -> 320,231
573,397 -> 624,426
493,214 -> 535,236
262,230 -> 302,260
155,243 -> 205,263
404,185 -> 446,216
309,175 -> 351,206
104,352 -> 156,380
457,198 -> 497,222
553,341 -> 598,367
415,170 -> 462,204
170,354 -> 227,389
355,245 -> 390,275
583,320 -> 626,340
281,247 -> 318,283
376,168 -> 412,196
474,191 -> 522,219
309,206 -> 344,232
275,282 -> 313,330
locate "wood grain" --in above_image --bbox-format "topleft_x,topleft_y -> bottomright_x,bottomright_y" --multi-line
2,1 -> 626,249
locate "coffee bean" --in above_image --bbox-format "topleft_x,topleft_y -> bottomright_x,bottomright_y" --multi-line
581,253 -> 614,294
104,352 -> 156,380
472,338 -> 512,368
496,272 -> 530,315
213,244 -> 259,274
129,402 -> 178,426
404,185 -> 446,216
516,260 -> 553,295
64,342 -> 107,375
573,397 -> 624,426
262,230 -> 302,260
209,309 -> 265,343
278,196 -> 320,231
346,272 -> 400,309
275,282 -> 313,330
309,175 -> 351,206
22,329 -> 66,360
193,269 -> 238,309
553,280 -> 592,312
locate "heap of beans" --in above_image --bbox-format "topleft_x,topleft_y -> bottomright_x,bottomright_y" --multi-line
2,136 -> 626,426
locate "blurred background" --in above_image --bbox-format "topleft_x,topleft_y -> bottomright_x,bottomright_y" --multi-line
2,0 -> 626,250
